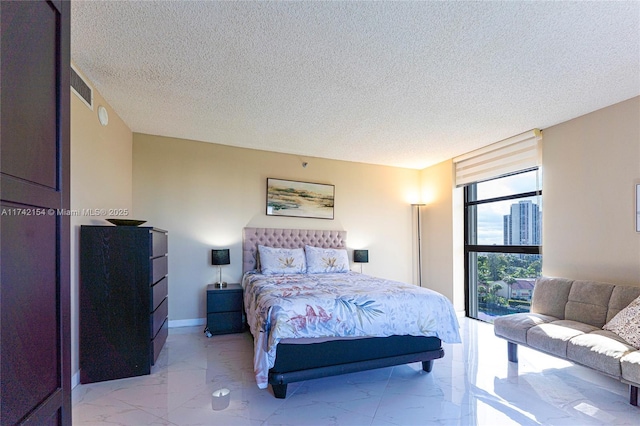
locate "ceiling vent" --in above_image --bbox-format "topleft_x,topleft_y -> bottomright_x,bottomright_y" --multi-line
70,65 -> 93,110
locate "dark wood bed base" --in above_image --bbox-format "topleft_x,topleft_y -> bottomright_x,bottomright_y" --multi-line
268,335 -> 444,398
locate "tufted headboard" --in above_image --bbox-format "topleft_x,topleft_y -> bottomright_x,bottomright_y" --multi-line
242,227 -> 347,274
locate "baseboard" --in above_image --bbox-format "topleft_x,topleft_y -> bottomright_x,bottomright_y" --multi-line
168,318 -> 206,328
72,371 -> 80,389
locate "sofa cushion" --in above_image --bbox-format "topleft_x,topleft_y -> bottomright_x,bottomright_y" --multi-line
527,320 -> 599,358
621,351 -> 640,386
566,330 -> 634,378
493,313 -> 558,345
564,280 -> 614,328
606,286 -> 640,323
530,277 -> 573,319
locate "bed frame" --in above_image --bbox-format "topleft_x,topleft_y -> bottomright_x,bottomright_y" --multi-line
242,227 -> 445,398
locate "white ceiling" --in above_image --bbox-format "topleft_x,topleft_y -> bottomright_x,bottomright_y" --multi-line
70,1 -> 640,170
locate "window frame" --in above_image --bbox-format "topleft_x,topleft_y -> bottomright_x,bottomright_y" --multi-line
463,170 -> 542,320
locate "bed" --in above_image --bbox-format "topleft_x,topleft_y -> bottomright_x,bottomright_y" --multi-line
241,227 -> 461,398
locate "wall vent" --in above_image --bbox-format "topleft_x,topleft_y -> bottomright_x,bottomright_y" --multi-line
70,65 -> 93,110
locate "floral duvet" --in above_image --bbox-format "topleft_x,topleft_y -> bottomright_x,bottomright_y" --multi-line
242,271 -> 461,389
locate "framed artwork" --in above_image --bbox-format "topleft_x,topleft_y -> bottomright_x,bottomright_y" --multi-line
636,184 -> 640,232
266,178 -> 335,219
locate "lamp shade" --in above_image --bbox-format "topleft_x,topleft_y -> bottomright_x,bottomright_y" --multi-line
353,249 -> 368,263
211,249 -> 230,266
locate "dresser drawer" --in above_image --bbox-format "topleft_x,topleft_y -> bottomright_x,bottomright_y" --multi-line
151,297 -> 168,338
207,312 -> 243,334
152,229 -> 168,257
151,318 -> 168,365
207,290 -> 242,313
152,255 -> 168,284
151,276 -> 168,312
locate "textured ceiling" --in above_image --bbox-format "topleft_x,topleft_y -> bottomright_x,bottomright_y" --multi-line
70,1 -> 640,170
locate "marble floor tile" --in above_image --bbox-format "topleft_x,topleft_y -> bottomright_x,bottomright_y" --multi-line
72,318 -> 640,425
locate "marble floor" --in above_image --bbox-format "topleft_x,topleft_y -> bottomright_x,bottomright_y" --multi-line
72,318 -> 639,425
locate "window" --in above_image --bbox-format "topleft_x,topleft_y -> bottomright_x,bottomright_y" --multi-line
464,169 -> 542,322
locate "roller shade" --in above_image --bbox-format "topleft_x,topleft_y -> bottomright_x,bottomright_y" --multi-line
453,129 -> 542,187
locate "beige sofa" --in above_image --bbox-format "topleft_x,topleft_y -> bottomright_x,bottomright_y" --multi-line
493,277 -> 640,406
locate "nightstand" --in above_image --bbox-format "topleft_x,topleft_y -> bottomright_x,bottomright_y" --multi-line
205,283 -> 244,336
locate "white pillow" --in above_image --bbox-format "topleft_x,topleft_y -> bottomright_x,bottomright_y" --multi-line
305,245 -> 349,274
257,245 -> 306,275
603,295 -> 640,349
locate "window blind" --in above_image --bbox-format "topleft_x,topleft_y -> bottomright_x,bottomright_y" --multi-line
453,129 -> 542,187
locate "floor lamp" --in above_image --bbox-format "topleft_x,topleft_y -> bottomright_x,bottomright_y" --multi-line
412,203 -> 425,287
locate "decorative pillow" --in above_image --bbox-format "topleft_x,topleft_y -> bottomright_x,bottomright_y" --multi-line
305,245 -> 349,274
603,295 -> 640,349
257,245 -> 306,275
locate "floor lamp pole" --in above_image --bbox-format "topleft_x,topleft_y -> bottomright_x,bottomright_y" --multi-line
413,203 -> 425,287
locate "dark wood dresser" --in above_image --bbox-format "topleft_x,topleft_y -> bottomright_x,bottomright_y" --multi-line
80,225 -> 168,383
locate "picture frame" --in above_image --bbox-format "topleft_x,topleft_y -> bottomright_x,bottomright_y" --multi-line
266,178 -> 335,220
636,184 -> 640,232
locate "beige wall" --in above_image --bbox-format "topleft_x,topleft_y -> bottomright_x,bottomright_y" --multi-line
419,160 -> 465,311
70,65 -> 133,383
419,96 -> 640,312
542,97 -> 640,285
133,134 -> 421,322
130,96 -> 640,326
